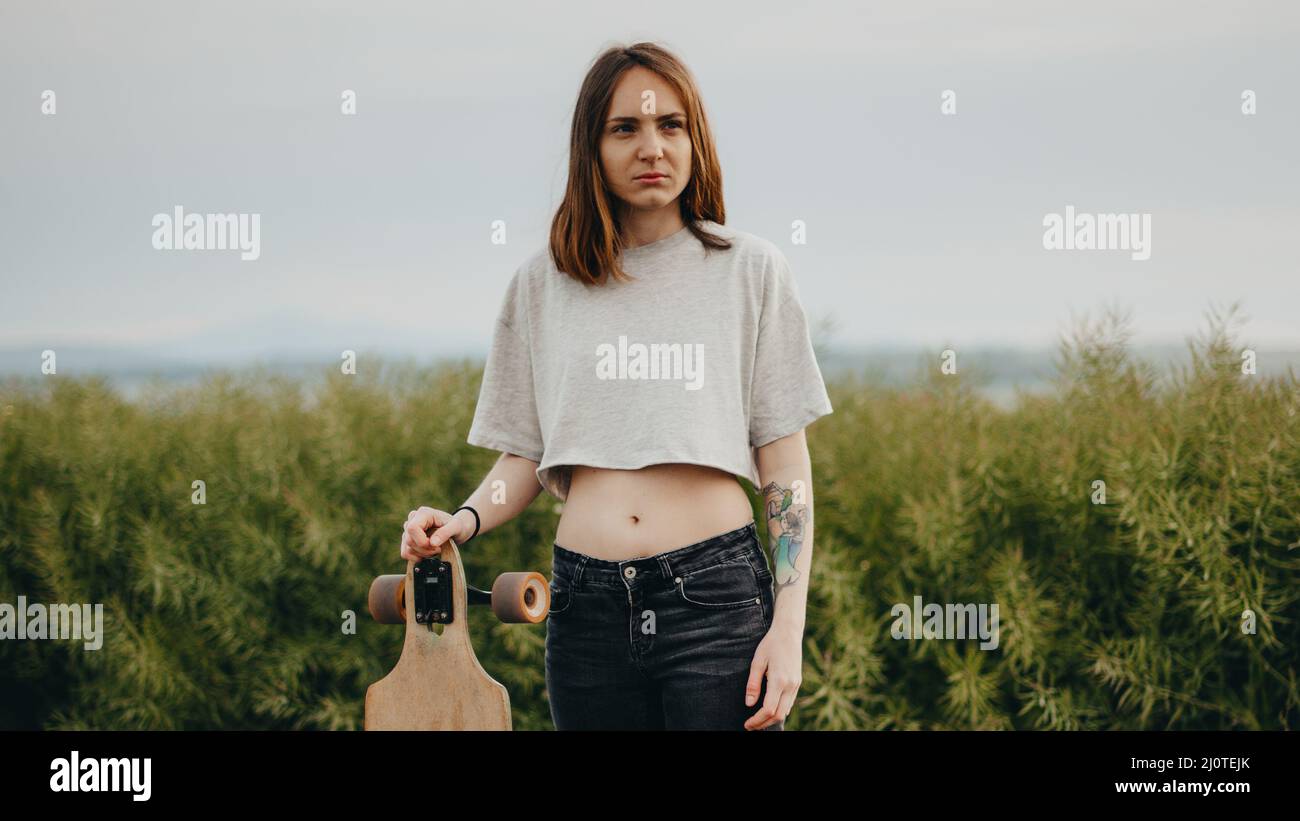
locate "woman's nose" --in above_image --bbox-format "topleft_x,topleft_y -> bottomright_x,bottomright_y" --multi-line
638,134 -> 665,159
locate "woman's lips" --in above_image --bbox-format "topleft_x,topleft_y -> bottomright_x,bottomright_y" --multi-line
636,174 -> 666,183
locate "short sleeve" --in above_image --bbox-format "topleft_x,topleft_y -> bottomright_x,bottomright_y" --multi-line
748,250 -> 834,448
466,273 -> 545,462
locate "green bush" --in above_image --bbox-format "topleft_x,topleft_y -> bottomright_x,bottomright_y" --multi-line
1,305 -> 1296,729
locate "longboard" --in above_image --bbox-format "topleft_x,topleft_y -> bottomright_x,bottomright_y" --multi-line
364,537 -> 549,730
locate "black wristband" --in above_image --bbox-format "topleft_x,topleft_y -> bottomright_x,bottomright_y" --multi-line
453,506 -> 480,544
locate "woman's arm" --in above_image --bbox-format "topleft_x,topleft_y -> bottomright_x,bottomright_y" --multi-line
754,429 -> 815,634
744,428 -> 815,729
443,452 -> 543,547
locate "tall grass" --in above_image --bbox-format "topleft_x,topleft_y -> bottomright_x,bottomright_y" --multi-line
1,305 -> 1296,729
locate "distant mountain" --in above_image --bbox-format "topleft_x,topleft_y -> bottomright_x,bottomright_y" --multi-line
0,308 -> 485,374
2,315 -> 1295,409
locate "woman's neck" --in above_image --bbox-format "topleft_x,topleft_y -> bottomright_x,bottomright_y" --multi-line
620,209 -> 686,249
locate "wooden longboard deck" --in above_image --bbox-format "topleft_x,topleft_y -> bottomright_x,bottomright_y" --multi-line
365,539 -> 511,730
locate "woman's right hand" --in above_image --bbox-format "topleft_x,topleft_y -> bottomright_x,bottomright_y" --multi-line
400,506 -> 468,561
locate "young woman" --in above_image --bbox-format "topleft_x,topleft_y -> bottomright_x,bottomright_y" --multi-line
399,42 -> 833,731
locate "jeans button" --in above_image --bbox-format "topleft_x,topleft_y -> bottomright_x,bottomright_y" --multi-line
623,566 -> 636,579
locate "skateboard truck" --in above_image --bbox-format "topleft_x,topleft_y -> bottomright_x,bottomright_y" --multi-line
412,557 -> 494,624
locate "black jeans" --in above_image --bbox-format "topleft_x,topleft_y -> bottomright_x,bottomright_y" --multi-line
544,520 -> 783,730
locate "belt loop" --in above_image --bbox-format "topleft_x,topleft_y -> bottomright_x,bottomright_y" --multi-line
656,554 -> 673,580
573,555 -> 588,590
749,524 -> 766,562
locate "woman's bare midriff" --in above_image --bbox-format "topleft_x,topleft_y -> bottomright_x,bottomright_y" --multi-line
553,463 -> 756,561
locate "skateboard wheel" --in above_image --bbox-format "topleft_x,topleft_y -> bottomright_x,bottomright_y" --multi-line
368,574 -> 407,624
490,572 -> 550,623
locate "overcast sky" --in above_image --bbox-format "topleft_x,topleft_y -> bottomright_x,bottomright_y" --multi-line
1,0 -> 1297,364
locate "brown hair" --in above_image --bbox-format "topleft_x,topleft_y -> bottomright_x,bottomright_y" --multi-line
549,42 -> 731,286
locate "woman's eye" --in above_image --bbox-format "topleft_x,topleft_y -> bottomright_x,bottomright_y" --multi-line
613,121 -> 683,134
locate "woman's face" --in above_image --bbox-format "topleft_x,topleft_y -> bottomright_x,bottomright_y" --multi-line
599,66 -> 692,218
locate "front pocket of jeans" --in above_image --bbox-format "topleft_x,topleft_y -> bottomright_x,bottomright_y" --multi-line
548,583 -> 574,617
675,560 -> 763,609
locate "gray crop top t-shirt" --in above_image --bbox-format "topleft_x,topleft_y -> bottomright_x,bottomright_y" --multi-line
466,219 -> 834,501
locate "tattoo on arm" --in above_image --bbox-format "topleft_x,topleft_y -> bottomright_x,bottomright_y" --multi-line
761,480 -> 807,591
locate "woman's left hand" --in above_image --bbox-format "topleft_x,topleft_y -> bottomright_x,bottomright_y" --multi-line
743,618 -> 803,729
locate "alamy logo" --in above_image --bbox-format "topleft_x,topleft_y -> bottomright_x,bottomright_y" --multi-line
1042,205 -> 1151,260
596,335 -> 704,390
151,205 -> 261,261
50,751 -> 151,801
0,596 -> 104,650
890,595 -> 1000,650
